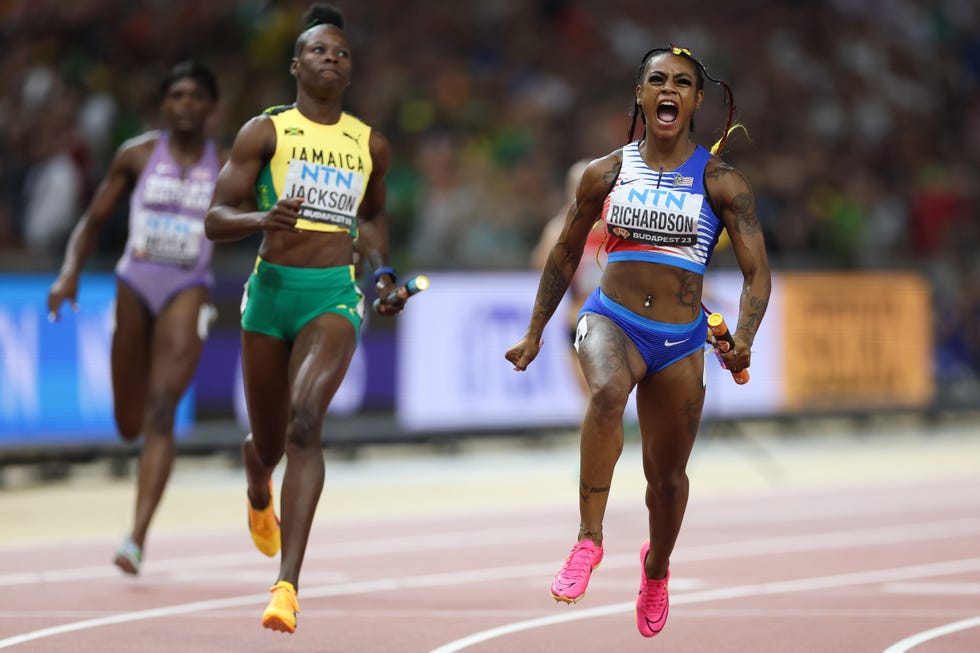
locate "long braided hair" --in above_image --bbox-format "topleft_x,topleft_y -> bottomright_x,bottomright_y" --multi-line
627,45 -> 737,156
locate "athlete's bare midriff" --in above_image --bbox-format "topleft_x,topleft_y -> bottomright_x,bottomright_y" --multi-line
600,259 -> 703,323
258,229 -> 353,268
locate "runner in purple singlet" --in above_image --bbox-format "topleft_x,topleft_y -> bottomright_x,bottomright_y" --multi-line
47,61 -> 226,575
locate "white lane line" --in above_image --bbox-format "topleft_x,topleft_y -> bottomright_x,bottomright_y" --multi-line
0,560 -> 560,649
883,582 -> 980,596
664,608 -> 978,619
429,558 -> 980,653
4,476 -> 978,583
677,518 -> 980,565
0,592 -> 265,649
2,607 -> 974,622
1,532 -> 978,653
0,523 -> 565,587
686,484 -> 980,530
882,615 -> 980,653
2,515 -> 978,589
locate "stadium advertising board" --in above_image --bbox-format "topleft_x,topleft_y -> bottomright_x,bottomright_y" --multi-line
396,271 -> 782,431
0,274 -> 193,446
396,271 -> 933,431
780,272 -> 934,411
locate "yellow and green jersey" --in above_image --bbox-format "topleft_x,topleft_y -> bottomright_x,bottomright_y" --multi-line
255,105 -> 373,237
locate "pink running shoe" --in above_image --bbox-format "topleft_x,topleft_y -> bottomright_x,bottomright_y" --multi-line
636,541 -> 669,637
551,539 -> 604,603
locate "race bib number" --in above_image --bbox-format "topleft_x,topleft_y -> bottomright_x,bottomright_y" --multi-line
283,159 -> 364,232
606,186 -> 702,246
132,211 -> 204,266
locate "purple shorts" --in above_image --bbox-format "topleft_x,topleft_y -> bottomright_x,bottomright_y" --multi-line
115,257 -> 213,315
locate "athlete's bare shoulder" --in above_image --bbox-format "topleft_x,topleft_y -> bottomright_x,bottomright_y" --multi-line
228,114 -> 277,164
569,149 -> 623,223
236,114 -> 276,141
579,149 -> 623,201
112,130 -> 160,177
116,130 -> 158,153
704,154 -> 750,190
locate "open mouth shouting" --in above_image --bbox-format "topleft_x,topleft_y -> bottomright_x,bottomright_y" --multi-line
656,99 -> 679,127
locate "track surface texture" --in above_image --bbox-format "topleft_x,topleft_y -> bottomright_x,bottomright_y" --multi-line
1,417 -> 978,652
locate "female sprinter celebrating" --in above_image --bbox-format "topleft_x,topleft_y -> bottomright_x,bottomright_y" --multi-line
506,45 -> 771,638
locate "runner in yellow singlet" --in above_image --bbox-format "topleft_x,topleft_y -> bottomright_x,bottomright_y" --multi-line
204,3 -> 403,634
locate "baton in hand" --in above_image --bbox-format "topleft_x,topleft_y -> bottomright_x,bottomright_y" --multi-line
373,274 -> 429,311
706,312 -> 749,385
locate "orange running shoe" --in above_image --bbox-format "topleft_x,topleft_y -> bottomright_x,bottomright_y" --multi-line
247,479 -> 281,557
262,580 -> 299,633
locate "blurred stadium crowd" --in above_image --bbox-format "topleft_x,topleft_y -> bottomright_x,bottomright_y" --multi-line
0,0 -> 978,392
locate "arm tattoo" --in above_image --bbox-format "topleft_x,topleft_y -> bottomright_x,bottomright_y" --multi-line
533,261 -> 569,320
601,161 -> 622,188
732,192 -> 761,234
704,161 -> 738,182
737,293 -> 769,342
706,161 -> 768,343
706,162 -> 758,230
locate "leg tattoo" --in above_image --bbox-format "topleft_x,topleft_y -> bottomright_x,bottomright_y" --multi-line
580,479 -> 610,504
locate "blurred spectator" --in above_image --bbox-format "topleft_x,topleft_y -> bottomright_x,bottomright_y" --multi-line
910,163 -> 963,257
0,0 -> 974,269
0,0 -> 977,380
18,69 -> 88,259
409,131 -> 480,269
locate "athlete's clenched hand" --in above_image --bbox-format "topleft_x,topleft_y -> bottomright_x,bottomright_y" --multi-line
259,198 -> 303,232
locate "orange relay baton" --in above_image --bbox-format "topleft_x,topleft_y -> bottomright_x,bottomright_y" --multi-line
706,312 -> 749,385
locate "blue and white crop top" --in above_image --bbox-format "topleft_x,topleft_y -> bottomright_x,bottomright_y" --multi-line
601,142 -> 722,275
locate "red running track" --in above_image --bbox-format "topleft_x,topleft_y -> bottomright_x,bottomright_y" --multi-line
0,441 -> 978,652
